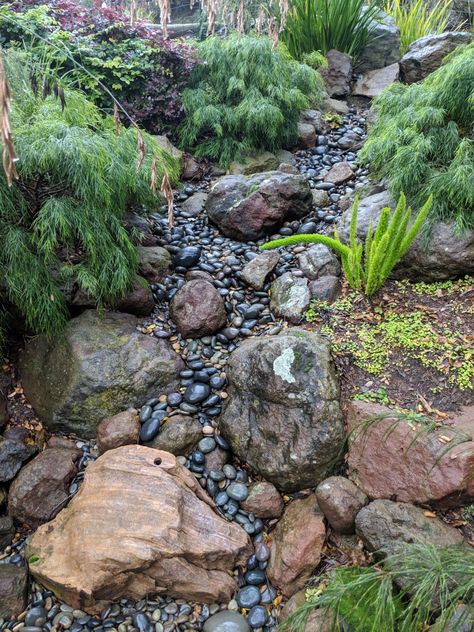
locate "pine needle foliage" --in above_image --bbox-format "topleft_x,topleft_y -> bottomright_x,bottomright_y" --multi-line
281,0 -> 381,62
359,42 -> 474,234
178,34 -> 324,167
384,0 -> 453,54
279,543 -> 474,632
261,193 -> 431,296
0,50 -> 179,345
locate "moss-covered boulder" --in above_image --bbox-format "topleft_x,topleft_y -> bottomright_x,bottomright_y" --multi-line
19,311 -> 184,438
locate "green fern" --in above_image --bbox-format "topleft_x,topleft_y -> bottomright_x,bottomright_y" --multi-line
0,50 -> 179,347
261,193 -> 431,296
178,34 -> 324,167
359,42 -> 474,233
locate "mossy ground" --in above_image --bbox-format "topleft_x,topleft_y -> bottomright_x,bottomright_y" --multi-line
305,276 -> 474,412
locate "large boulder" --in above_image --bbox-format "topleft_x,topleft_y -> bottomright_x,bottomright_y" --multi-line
170,279 -> 227,338
358,11 -> 401,72
400,32 -> 474,84
337,190 -> 474,280
268,494 -> 326,598
352,63 -> 400,98
355,499 -> 463,557
8,447 -> 81,528
19,311 -> 183,438
346,401 -> 474,508
206,172 -> 313,241
319,50 -> 353,98
26,446 -> 252,614
219,329 -> 344,492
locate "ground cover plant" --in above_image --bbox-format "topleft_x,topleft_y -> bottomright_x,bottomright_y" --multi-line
281,0 -> 380,61
178,34 -> 324,167
280,543 -> 474,632
261,193 -> 432,296
384,0 -> 453,53
359,41 -> 474,233
0,49 -> 178,345
0,0 -> 195,133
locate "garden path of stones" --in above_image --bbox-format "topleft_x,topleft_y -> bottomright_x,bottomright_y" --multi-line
1,105 -> 369,632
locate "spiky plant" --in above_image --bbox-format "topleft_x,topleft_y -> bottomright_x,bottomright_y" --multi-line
178,34 -> 324,167
261,193 -> 431,296
359,42 -> 474,234
280,543 -> 474,632
0,49 -> 179,345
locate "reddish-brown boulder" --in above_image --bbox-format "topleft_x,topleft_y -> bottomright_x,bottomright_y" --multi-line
170,280 -> 227,338
324,162 -> 354,185
26,446 -> 252,613
0,565 -> 27,619
240,481 -> 284,519
8,447 -> 81,528
96,409 -> 140,455
316,476 -> 368,534
268,494 -> 326,597
346,401 -> 474,508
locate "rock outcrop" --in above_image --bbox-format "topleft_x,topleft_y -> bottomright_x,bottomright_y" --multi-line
26,446 -> 252,614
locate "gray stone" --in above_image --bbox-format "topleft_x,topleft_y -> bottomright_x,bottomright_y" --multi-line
137,246 -> 171,283
309,276 -> 340,303
0,515 -> 15,550
275,149 -> 296,166
319,50 -> 353,98
358,10 -> 401,72
355,499 -> 464,557
219,329 -> 344,492
147,415 -> 202,455
240,251 -> 280,290
316,476 -> 368,534
206,172 -> 313,241
352,63 -> 400,98
228,152 -> 279,176
270,273 -> 311,323
170,280 -> 227,338
203,611 -> 250,632
297,122 -> 317,149
180,192 -> 209,217
0,565 -> 27,619
154,135 -> 183,162
312,189 -> 330,208
321,97 -> 349,115
400,32 -> 474,84
300,110 -> 331,135
434,605 -> 474,632
337,190 -> 474,280
19,310 -> 183,438
298,245 -> 341,280
0,438 -> 31,483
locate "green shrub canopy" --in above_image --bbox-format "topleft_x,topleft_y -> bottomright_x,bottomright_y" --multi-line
0,50 -> 178,343
178,34 -> 324,167
359,42 -> 474,233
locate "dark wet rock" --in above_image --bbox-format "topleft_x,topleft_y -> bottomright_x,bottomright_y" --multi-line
338,190 -> 474,280
0,515 -> 15,549
8,447 -> 81,528
0,438 -> 32,483
298,245 -> 341,280
240,251 -> 280,290
247,606 -> 269,629
309,276 -> 340,303
137,246 -> 171,283
220,329 -> 344,492
316,476 -> 368,534
96,409 -> 140,455
170,280 -> 227,338
19,310 -> 183,438
203,611 -> 250,632
206,172 -> 313,241
270,273 -> 311,323
358,10 -> 401,72
184,382 -> 211,404
236,585 -> 261,609
173,246 -> 202,268
0,565 -> 28,619
355,499 -> 464,557
400,32 -> 473,84
268,494 -> 326,597
147,415 -> 202,455
319,50 -> 353,97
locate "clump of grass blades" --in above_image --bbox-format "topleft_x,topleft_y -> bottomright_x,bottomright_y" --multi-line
384,0 -> 453,54
0,49 -> 179,346
281,0 -> 381,62
280,543 -> 474,632
359,42 -> 474,234
178,34 -> 324,167
261,192 -> 431,296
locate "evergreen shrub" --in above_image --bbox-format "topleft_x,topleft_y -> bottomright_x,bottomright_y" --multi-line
359,42 -> 474,233
178,34 -> 324,167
